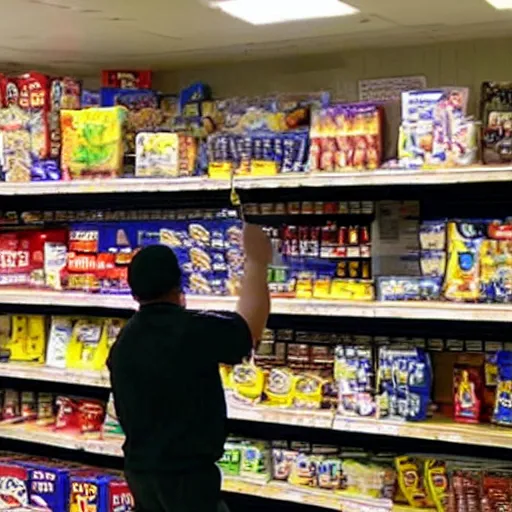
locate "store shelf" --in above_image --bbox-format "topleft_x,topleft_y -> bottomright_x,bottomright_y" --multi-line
0,364 -> 510,451
332,415 -> 512,449
1,166 -> 512,196
1,289 -> 512,323
0,425 -> 394,512
227,396 -> 334,429
0,362 -> 109,387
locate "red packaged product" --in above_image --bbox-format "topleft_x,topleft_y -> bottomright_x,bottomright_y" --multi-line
0,463 -> 29,508
54,396 -> 79,432
16,72 -> 51,159
78,399 -> 105,435
454,362 -> 484,424
101,70 -> 152,89
0,233 -> 31,286
109,480 -> 135,512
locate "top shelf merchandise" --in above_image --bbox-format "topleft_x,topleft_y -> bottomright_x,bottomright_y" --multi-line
0,71 -> 510,189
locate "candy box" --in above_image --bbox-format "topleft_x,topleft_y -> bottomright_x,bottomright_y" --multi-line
60,107 -> 125,179
272,447 -> 297,482
135,132 -> 197,178
69,471 -> 128,512
16,460 -> 70,512
101,70 -> 152,89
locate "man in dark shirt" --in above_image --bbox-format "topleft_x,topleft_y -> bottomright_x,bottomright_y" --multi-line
108,224 -> 271,512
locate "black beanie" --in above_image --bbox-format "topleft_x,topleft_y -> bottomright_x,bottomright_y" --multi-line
128,245 -> 181,301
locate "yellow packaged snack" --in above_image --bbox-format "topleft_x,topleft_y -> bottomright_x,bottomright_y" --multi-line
230,363 -> 265,404
424,459 -> 449,511
61,107 -> 125,179
443,221 -> 483,302
395,456 -> 434,508
265,368 -> 296,407
0,315 -> 46,363
294,373 -> 327,409
65,318 -> 109,371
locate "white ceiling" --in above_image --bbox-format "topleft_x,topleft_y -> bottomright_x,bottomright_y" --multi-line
1,0 -> 512,73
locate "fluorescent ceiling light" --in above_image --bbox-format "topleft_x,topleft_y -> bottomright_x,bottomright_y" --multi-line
210,0 -> 359,25
486,0 -> 512,9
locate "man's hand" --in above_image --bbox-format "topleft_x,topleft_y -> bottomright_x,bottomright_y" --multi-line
243,224 -> 272,266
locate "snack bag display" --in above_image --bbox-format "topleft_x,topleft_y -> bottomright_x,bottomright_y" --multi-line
135,132 -> 197,177
229,363 -> 264,404
60,107 -> 125,179
69,471 -> 127,512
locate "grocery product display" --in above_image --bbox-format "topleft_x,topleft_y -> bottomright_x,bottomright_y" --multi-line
0,68 -> 510,184
0,44 -> 510,512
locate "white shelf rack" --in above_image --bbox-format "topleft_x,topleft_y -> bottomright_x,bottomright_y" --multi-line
0,166 -> 511,196
0,289 -> 511,323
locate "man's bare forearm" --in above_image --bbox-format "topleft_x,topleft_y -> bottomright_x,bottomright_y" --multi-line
236,261 -> 270,347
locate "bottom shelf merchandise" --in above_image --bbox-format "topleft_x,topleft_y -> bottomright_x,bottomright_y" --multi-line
0,453 -> 134,511
0,420 -> 509,512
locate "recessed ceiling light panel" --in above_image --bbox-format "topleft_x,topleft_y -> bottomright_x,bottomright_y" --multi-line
209,0 -> 359,25
486,0 -> 512,9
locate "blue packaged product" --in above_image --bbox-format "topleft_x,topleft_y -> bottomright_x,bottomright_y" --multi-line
377,276 -> 442,301
31,159 -> 61,181
81,90 -> 100,108
377,347 -> 431,421
179,82 -> 211,112
15,461 -> 70,512
493,350 -> 512,427
100,88 -> 158,109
